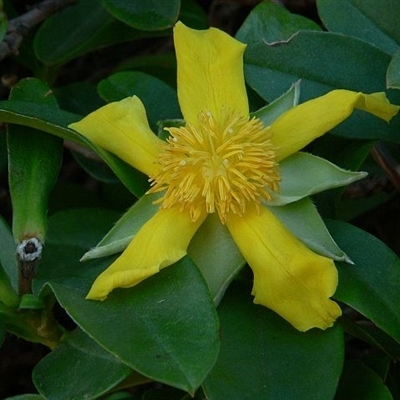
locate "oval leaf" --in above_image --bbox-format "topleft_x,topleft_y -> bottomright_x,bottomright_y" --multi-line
317,0 -> 400,54
204,283 -> 344,400
34,209 -> 219,394
101,0 -> 180,31
328,220 -> 400,344
33,329 -> 132,400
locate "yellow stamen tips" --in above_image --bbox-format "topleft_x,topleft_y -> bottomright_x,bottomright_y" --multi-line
148,109 -> 280,223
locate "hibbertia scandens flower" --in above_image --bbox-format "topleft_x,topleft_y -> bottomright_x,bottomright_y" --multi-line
69,22 -> 399,331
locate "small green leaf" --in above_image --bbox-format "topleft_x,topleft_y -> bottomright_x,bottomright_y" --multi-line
387,48 -> 400,89
317,0 -> 400,54
251,80 -> 300,126
101,0 -> 180,31
204,283 -> 344,400
33,329 -> 132,400
269,152 -> 366,206
236,0 -> 320,44
335,359 -> 393,400
269,197 -> 350,262
328,220 -> 400,344
97,71 -> 181,131
34,0 -> 162,66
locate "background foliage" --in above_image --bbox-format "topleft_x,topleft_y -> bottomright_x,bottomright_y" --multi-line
1,0 -> 400,399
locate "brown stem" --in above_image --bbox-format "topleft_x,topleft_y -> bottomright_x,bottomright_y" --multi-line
0,0 -> 76,61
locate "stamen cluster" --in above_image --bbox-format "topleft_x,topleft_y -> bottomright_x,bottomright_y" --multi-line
148,109 -> 280,223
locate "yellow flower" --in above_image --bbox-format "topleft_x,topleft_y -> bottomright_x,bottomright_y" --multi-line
69,22 -> 399,331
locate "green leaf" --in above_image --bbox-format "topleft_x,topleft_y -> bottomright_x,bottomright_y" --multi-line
251,80 -> 300,126
327,220 -> 400,344
34,209 -> 219,394
203,283 -> 344,400
7,79 -> 63,243
317,0 -> 400,54
387,48 -> 400,89
97,71 -> 181,131
269,197 -> 350,262
244,30 -> 400,141
33,0 -> 164,66
101,0 -> 180,31
0,79 -> 149,197
33,329 -> 132,400
335,359 -> 393,400
236,0 -> 320,44
269,152 -> 366,206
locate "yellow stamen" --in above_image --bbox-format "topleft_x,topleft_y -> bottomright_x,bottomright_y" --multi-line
148,110 -> 280,223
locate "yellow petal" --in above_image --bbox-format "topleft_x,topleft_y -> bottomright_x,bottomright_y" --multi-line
69,96 -> 164,177
226,204 -> 342,331
174,21 -> 249,125
86,207 -> 207,300
271,90 -> 399,162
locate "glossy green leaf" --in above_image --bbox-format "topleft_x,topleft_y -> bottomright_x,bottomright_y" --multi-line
97,71 -> 181,131
33,329 -> 132,400
335,360 -> 393,400
101,0 -> 180,31
34,209 -> 219,394
251,80 -> 300,126
317,0 -> 400,54
244,30 -> 400,141
34,0 -> 162,66
7,79 -> 63,243
268,152 -> 366,206
0,79 -> 149,197
328,220 -> 400,344
269,197 -> 350,262
387,48 -> 400,89
236,0 -> 320,44
203,283 -> 344,400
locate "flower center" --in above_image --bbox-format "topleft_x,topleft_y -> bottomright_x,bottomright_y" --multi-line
148,109 -> 280,223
